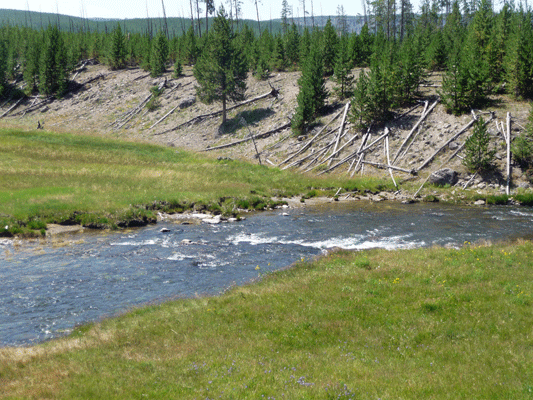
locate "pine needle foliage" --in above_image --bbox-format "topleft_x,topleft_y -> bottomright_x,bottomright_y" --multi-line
193,7 -> 247,125
292,45 -> 327,134
462,116 -> 496,173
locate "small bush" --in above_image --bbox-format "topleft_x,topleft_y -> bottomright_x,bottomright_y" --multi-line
486,195 -> 509,205
514,193 -> 533,206
511,135 -> 533,168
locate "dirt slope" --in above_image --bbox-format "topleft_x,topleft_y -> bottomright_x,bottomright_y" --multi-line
1,62 -> 531,194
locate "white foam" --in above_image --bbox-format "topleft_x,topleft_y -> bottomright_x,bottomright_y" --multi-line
228,233 -> 422,251
167,252 -> 195,261
110,239 -> 160,246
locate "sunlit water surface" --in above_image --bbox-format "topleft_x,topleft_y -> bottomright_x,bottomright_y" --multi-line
1,202 -> 532,346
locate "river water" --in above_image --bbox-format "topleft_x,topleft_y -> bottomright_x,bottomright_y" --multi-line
1,201 -> 532,347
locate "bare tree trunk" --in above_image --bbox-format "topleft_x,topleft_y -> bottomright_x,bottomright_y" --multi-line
222,97 -> 227,125
255,0 -> 261,32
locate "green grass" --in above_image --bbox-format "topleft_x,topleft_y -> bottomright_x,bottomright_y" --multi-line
1,240 -> 532,399
0,128 -> 393,236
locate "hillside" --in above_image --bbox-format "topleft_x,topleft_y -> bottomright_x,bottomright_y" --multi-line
0,61 -> 531,199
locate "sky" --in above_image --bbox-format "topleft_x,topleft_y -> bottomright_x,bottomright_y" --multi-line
0,0 -> 371,22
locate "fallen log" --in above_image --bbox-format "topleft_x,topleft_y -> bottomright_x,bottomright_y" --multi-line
385,130 -> 398,189
278,106 -> 344,167
0,97 -> 25,119
415,113 -> 493,172
328,102 -> 351,167
151,105 -> 180,130
361,160 -> 416,174
164,88 -> 280,134
202,122 -> 290,152
413,141 -> 467,197
392,99 -> 439,164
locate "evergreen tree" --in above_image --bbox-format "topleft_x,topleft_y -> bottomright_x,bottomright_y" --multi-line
395,35 -> 423,104
352,23 -> 373,67
150,30 -> 169,77
285,23 -> 300,69
350,70 -> 372,128
299,27 -> 311,66
194,7 -> 247,125
321,19 -> 338,76
183,25 -> 198,65
463,116 -> 495,173
109,23 -> 127,70
292,45 -> 327,133
333,36 -> 354,99
0,39 -> 7,97
39,24 -> 69,96
272,34 -> 286,71
505,10 -> 533,99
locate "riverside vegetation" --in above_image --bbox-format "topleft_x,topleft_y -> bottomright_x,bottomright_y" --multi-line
0,128 -> 393,237
1,240 -> 532,398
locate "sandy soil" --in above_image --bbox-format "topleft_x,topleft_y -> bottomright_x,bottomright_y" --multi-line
1,62 -> 531,194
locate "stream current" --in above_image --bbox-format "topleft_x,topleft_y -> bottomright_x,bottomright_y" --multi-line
1,201 -> 532,347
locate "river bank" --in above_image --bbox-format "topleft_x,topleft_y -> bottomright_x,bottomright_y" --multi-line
1,236 -> 532,398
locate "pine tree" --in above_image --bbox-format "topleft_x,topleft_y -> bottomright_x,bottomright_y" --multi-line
285,23 -> 300,69
39,24 -> 69,96
505,10 -> 533,99
321,19 -> 338,76
109,23 -> 127,70
292,45 -> 327,133
272,34 -> 287,71
194,7 -> 247,125
463,116 -> 495,173
333,36 -> 354,99
350,70 -> 372,128
0,39 -> 7,97
150,30 -> 169,77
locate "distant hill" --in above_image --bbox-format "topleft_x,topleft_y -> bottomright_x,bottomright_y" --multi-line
0,8 -> 364,35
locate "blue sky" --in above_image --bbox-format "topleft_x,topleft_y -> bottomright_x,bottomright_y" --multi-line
2,0 -> 372,21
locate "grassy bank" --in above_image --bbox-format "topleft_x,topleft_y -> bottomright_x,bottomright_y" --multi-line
1,240 -> 532,398
0,128 -> 392,236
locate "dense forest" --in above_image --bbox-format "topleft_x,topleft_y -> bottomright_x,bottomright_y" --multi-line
0,0 -> 533,134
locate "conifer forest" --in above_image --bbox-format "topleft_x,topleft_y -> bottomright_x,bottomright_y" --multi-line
0,0 -> 532,133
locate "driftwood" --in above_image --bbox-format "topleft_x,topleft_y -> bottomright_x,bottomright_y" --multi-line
112,80 -> 166,129
506,112 -> 511,195
278,106 -> 344,167
71,59 -> 90,81
282,129 -> 338,170
413,139 -> 467,197
392,99 -> 439,164
415,114 -> 494,172
202,122 -> 291,152
360,160 -> 416,174
162,88 -> 280,134
134,73 -> 151,81
463,172 -> 477,190
151,105 -> 180,130
0,97 -> 25,119
384,130 -> 398,189
328,102 -> 351,167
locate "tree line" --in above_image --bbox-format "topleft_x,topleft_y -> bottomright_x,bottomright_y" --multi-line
0,0 -> 532,134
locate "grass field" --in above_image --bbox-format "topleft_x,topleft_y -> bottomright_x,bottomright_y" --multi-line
0,128 -> 392,236
1,240 -> 532,399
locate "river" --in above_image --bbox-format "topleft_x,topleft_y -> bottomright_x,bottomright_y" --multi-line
1,201 -> 532,347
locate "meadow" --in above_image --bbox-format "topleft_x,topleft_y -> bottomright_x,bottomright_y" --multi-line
0,240 -> 532,398
0,128 -> 391,236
